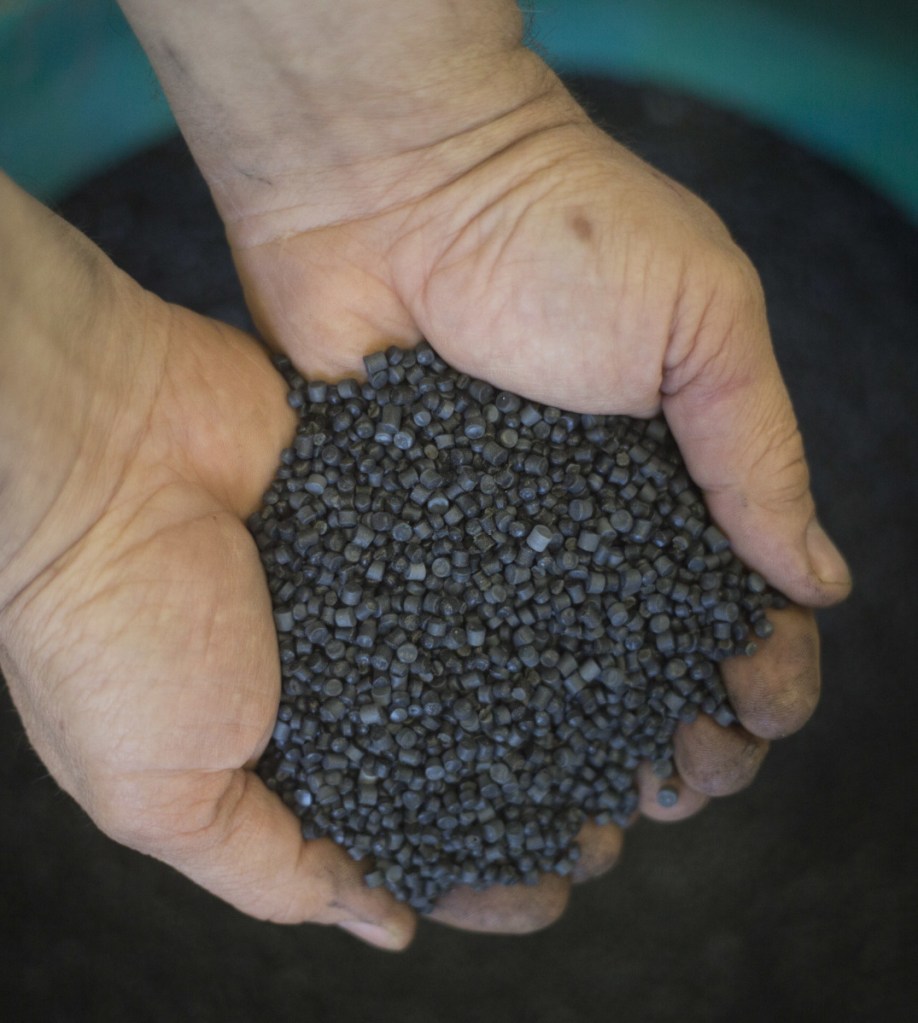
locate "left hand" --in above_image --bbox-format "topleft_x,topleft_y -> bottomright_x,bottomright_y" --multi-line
0,177 -> 416,949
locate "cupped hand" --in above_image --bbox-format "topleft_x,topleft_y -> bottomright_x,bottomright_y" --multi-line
0,197 -> 420,948
221,72 -> 849,928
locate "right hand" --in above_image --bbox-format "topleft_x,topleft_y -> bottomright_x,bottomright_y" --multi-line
221,74 -> 847,929
116,0 -> 850,933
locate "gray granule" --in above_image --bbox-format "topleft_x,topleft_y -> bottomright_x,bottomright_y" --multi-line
250,341 -> 786,913
657,785 -> 680,808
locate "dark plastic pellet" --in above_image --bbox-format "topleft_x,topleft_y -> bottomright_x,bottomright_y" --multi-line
273,609 -> 295,633
577,532 -> 600,553
702,524 -> 730,553
253,340 -> 787,914
754,618 -> 775,639
569,498 -> 594,522
747,572 -> 767,594
482,441 -> 508,467
713,602 -> 739,623
657,785 -> 679,808
525,524 -> 553,552
397,643 -> 419,664
365,351 -> 388,376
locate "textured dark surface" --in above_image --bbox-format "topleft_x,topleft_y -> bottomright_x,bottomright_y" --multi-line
255,345 -> 783,910
2,75 -> 917,1021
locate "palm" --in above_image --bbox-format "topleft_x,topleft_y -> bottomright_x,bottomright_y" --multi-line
34,494 -> 279,806
3,295 -> 584,937
2,303 -> 301,902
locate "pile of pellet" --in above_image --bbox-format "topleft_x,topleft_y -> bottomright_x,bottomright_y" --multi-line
250,342 -> 784,912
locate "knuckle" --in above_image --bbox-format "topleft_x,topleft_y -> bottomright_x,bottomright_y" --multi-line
712,246 -> 766,336
87,768 -> 236,855
704,242 -> 765,313
664,243 -> 768,400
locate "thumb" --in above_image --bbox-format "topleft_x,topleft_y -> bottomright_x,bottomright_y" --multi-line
661,257 -> 851,608
138,768 -> 416,950
232,231 -> 419,380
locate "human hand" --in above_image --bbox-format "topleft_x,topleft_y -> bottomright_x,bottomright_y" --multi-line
117,0 -> 850,933
0,175 -> 417,949
217,54 -> 848,928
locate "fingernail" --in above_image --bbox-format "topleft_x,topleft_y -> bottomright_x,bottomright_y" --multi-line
338,919 -> 404,950
805,520 -> 851,590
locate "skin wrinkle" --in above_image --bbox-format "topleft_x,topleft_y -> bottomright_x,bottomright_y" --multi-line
118,773 -> 240,848
661,251 -> 742,395
159,39 -> 189,78
1,285 -> 168,613
749,448 -> 812,515
227,109 -> 584,245
417,153 -> 568,301
92,767 -> 232,854
217,71 -> 564,232
737,398 -> 810,497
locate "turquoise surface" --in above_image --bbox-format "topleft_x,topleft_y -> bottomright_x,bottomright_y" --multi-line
1,0 -> 916,219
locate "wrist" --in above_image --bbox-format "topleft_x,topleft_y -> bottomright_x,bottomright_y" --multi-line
119,1 -> 584,242
225,52 -> 581,247
0,175 -> 166,609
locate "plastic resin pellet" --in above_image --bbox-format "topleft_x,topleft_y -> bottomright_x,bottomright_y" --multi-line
525,524 -> 554,552
252,341 -> 787,914
657,785 -> 679,808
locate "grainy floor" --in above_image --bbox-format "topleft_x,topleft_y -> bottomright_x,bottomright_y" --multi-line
1,76 -> 915,1022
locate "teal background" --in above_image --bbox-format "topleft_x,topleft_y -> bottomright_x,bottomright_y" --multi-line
1,0 -> 917,219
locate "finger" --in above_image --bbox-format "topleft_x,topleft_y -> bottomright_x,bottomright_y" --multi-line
721,605 -> 820,740
135,768 -> 416,950
661,251 -> 851,608
426,873 -> 570,934
635,761 -> 710,822
673,713 -> 769,797
570,819 -> 625,883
